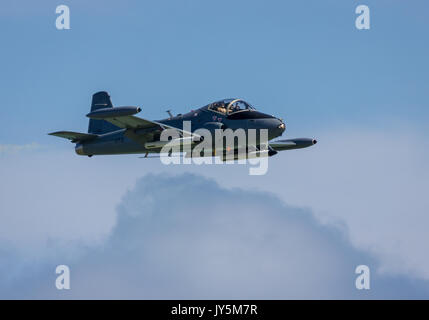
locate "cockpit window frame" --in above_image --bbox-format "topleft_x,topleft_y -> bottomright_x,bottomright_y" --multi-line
207,99 -> 255,115
208,101 -> 228,115
225,99 -> 255,115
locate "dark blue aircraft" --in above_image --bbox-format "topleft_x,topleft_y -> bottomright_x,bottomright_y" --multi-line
50,91 -> 317,160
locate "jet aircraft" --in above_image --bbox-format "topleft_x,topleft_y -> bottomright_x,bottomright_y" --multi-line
49,91 -> 317,160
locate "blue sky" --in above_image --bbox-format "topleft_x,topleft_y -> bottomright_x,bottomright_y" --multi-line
1,0 -> 428,143
1,0 -> 429,299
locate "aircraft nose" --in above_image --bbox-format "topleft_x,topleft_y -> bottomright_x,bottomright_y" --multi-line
267,118 -> 286,139
277,121 -> 286,132
275,118 -> 286,133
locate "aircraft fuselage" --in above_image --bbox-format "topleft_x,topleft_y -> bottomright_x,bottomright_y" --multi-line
76,102 -> 285,156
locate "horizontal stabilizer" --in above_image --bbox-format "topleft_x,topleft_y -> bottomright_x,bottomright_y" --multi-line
49,131 -> 98,142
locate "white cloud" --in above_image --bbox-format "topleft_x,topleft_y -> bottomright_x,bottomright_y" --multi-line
2,172 -> 429,299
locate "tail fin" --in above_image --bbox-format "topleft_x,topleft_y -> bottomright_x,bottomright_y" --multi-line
88,91 -> 120,134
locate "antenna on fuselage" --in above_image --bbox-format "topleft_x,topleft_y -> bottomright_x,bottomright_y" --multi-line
166,110 -> 174,118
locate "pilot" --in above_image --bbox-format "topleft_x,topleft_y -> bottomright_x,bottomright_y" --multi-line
232,103 -> 240,113
217,103 -> 226,114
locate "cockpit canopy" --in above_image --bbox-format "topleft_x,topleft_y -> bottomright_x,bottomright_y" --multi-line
208,99 -> 255,115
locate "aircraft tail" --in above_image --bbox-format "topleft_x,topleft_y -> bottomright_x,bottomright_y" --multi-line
88,91 -> 120,134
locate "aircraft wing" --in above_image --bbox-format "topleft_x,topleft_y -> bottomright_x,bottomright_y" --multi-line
86,106 -> 198,138
104,115 -> 159,130
103,115 -> 199,139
